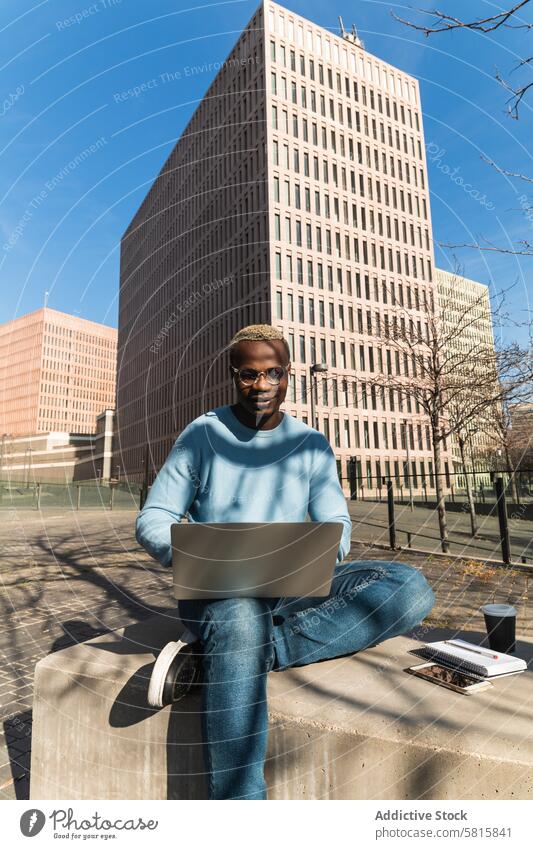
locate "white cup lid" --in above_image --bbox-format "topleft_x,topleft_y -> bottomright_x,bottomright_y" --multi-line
481,603 -> 517,617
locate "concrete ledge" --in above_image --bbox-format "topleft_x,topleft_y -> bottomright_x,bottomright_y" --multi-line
30,616 -> 533,800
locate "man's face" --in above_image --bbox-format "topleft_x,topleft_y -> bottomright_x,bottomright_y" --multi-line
229,339 -> 291,419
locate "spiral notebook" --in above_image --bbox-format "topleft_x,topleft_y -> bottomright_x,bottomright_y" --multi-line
409,638 -> 527,679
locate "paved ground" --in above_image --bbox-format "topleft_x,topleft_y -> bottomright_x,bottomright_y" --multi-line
0,507 -> 530,800
349,499 -> 532,563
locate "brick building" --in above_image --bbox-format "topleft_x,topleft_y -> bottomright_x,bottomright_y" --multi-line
0,306 -> 117,437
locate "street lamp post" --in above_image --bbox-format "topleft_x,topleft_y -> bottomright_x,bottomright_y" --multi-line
309,363 -> 328,430
403,418 -> 414,511
22,447 -> 29,490
0,433 -> 12,492
468,431 -> 477,495
140,443 -> 150,509
26,447 -> 32,489
0,434 -> 6,482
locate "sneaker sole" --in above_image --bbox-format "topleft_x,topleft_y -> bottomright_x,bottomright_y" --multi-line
147,630 -> 197,708
162,647 -> 201,705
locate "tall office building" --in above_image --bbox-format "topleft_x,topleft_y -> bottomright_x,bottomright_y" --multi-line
0,307 -> 117,437
119,0 -> 453,493
436,268 -> 497,484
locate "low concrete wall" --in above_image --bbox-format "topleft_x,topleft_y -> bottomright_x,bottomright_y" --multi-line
30,617 -> 533,800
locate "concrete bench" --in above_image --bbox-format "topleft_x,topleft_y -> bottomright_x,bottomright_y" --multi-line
30,615 -> 533,799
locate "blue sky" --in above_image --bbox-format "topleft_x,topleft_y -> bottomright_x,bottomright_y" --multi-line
0,0 -> 531,337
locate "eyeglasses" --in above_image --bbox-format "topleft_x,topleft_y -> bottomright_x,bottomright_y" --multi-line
230,365 -> 288,386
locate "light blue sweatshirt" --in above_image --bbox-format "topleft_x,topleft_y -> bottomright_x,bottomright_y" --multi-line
135,404 -> 352,569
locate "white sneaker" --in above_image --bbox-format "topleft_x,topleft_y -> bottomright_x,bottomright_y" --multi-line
147,628 -> 201,708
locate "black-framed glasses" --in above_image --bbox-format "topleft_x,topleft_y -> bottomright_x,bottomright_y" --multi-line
230,365 -> 288,386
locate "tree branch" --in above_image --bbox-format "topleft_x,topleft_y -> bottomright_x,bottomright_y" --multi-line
391,2 -> 532,35
481,156 -> 533,183
438,239 -> 533,256
495,72 -> 533,118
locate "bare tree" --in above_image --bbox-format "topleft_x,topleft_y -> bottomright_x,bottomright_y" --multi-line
481,395 -> 533,502
372,272 -> 532,552
393,1 -> 533,255
393,1 -> 532,35
508,403 -> 533,473
448,410 -> 483,538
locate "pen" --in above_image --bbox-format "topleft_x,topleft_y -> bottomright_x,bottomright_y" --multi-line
444,640 -> 499,660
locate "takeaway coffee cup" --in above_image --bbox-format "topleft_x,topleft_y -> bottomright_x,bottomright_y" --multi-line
481,603 -> 517,654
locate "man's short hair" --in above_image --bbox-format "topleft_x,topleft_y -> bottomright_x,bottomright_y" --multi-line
228,324 -> 291,365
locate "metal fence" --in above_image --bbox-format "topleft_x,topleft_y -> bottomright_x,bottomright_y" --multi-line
338,467 -> 533,507
349,477 -> 532,568
2,468 -> 531,568
0,480 -> 139,511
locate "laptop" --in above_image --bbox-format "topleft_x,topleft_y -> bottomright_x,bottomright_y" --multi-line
170,521 -> 344,600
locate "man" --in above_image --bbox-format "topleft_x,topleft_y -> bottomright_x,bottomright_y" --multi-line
135,323 -> 435,800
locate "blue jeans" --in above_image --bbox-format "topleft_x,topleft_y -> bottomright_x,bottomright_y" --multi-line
178,559 -> 435,800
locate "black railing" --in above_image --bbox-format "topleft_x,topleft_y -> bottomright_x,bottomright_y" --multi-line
350,477 -> 530,567
338,467 -> 533,505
